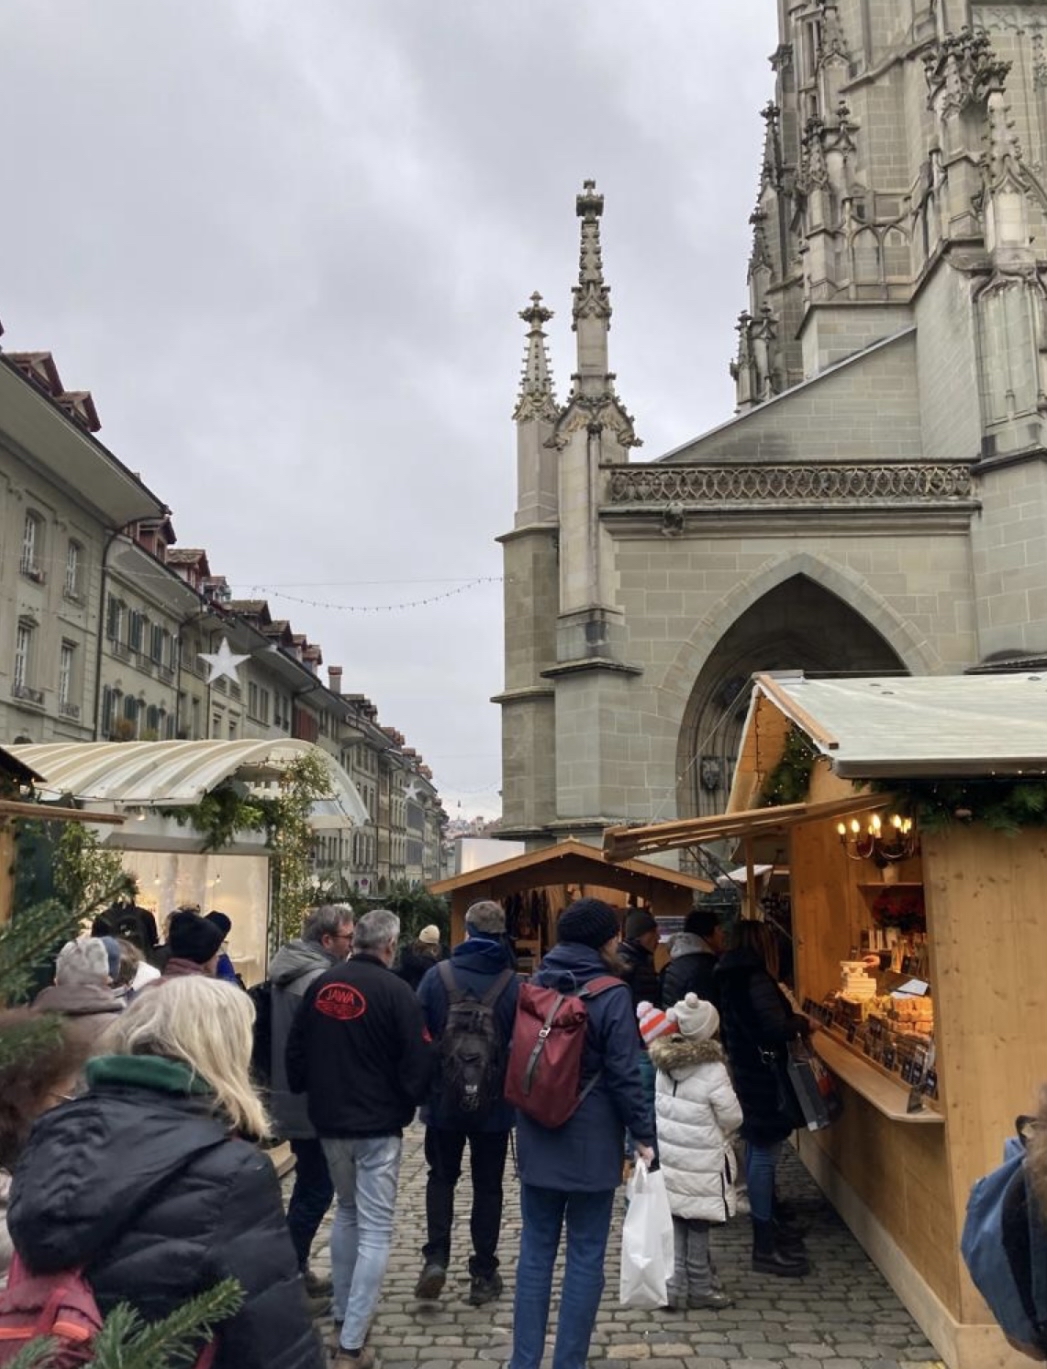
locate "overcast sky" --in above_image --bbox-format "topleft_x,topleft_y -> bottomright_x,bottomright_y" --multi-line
1,1 -> 775,820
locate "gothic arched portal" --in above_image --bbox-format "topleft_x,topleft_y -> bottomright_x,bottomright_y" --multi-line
675,575 -> 906,817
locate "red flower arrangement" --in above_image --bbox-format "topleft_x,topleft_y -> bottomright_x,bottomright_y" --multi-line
870,887 -> 926,932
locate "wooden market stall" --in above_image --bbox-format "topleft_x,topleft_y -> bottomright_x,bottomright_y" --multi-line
429,838 -> 713,971
605,672 -> 1047,1369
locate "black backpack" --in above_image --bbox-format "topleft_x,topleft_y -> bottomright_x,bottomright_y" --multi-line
247,980 -> 274,1087
435,961 -> 514,1126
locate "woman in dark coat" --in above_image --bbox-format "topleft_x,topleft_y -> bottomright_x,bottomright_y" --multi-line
715,919 -> 809,1277
8,976 -> 324,1369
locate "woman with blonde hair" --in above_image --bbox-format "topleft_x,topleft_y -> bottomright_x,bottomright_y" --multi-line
8,976 -> 323,1368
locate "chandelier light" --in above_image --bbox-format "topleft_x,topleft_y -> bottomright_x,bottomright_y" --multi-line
836,811 -> 917,864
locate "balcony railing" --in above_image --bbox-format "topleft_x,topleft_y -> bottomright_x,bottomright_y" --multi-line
111,641 -> 131,660
12,682 -> 44,706
58,700 -> 81,720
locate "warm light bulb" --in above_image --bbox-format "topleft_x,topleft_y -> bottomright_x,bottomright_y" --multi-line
836,822 -> 846,837
870,814 -> 882,833
850,818 -> 860,834
891,814 -> 903,829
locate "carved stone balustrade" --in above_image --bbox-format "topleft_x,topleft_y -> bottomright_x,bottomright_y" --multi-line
604,462 -> 975,508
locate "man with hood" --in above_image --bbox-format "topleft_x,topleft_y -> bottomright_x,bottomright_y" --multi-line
32,937 -> 124,1054
269,903 -> 355,1301
413,900 -> 518,1308
660,907 -> 724,1010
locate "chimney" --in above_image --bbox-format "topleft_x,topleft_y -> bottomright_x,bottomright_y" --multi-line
328,665 -> 343,695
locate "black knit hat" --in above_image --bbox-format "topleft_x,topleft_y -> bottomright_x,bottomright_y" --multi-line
557,898 -> 620,951
169,911 -> 224,965
206,910 -> 232,940
623,907 -> 658,940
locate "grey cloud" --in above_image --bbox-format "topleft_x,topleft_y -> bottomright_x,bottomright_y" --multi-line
0,0 -> 775,815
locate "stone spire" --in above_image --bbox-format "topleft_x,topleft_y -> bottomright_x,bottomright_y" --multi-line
572,179 -> 612,386
513,292 -> 558,422
550,181 -> 640,457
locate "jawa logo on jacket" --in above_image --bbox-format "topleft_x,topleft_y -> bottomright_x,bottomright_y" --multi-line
316,983 -> 367,1021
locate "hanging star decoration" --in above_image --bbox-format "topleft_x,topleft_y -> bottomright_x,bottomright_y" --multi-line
404,780 -> 423,802
199,637 -> 250,686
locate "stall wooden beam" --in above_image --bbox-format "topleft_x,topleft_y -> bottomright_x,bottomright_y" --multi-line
0,803 -> 125,928
604,792 -> 890,862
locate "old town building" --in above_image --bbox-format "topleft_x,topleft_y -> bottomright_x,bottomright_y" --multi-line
500,0 -> 1047,844
0,325 -> 445,892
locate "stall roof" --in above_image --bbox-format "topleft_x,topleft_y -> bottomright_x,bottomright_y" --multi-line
429,838 -> 714,897
751,672 -> 1047,778
6,739 -> 369,827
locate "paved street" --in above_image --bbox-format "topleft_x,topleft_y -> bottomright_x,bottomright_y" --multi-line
297,1126 -> 941,1369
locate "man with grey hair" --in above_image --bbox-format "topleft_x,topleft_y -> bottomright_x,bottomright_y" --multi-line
287,908 -> 435,1369
267,902 -> 355,1303
414,899 -> 518,1306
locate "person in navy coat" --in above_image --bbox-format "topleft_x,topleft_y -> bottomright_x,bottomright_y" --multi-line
510,899 -> 655,1369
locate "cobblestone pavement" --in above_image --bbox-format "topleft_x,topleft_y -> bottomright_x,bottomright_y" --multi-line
295,1125 -> 940,1369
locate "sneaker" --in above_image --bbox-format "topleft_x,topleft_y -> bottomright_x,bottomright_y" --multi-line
303,1266 -> 333,1299
688,1290 -> 734,1310
414,1261 -> 447,1301
331,1350 -> 375,1369
468,1271 -> 503,1306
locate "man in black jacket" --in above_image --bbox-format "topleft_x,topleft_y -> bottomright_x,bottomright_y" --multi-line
616,907 -> 661,1010
660,908 -> 724,1010
287,909 -> 435,1369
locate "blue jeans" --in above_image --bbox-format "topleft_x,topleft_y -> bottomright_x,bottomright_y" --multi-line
511,1184 -> 615,1369
287,1137 -> 335,1270
322,1135 -> 402,1351
745,1140 -> 783,1224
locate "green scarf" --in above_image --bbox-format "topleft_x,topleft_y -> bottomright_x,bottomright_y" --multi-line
86,1054 -> 214,1097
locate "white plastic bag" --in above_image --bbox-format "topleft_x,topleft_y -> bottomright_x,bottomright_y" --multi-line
619,1159 -> 675,1308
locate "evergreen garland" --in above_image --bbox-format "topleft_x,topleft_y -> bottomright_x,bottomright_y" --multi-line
759,728 -> 819,807
868,776 -> 1047,835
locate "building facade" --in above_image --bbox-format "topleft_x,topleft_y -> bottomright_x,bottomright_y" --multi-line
0,328 -> 446,892
500,0 -> 1047,844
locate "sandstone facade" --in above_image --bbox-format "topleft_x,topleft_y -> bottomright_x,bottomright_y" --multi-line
499,1 -> 1047,844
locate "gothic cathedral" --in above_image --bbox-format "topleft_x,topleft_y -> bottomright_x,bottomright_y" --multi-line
498,1 -> 1047,844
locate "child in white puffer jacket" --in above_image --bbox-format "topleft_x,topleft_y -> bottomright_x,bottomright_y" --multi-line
646,993 -> 743,1311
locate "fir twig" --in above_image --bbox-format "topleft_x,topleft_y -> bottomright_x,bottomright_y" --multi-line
87,1279 -> 244,1369
0,898 -> 81,1005
4,1339 -> 58,1369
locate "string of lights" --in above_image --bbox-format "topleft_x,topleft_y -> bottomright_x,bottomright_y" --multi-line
246,576 -> 502,613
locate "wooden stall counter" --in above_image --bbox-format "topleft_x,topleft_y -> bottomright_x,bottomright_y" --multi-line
813,1030 -> 942,1125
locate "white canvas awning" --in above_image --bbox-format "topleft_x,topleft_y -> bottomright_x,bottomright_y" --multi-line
8,739 -> 369,831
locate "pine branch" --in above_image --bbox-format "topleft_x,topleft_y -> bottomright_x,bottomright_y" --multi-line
88,1280 -> 244,1369
4,1340 -> 58,1369
0,897 -> 81,1005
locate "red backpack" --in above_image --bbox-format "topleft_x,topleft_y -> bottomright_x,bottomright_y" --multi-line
0,1252 -> 218,1368
504,975 -> 623,1128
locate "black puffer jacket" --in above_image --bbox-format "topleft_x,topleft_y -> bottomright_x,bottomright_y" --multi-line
659,933 -> 719,1011
715,947 -> 805,1146
8,1055 -> 323,1369
616,939 -> 661,1013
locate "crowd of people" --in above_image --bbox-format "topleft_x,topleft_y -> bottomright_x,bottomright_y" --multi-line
2,897 -> 1044,1369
